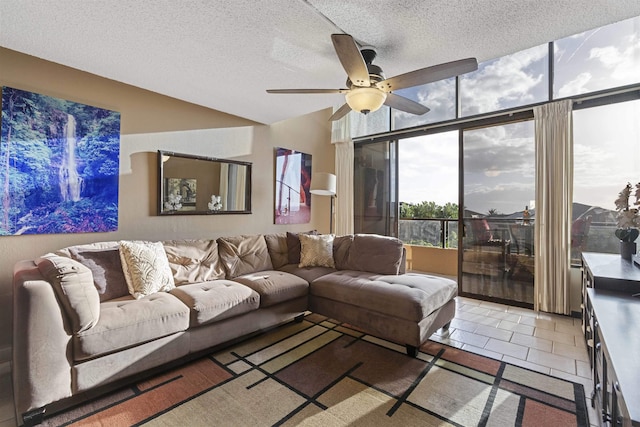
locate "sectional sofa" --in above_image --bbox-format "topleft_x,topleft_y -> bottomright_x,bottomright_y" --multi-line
12,232 -> 457,426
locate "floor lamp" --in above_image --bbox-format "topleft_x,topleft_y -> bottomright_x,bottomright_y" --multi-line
310,172 -> 337,234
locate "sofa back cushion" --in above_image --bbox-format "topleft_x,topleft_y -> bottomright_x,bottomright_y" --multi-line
36,254 -> 100,333
332,234 -> 354,270
264,233 -> 288,269
68,247 -> 129,302
217,234 -> 273,278
345,234 -> 404,275
162,239 -> 225,285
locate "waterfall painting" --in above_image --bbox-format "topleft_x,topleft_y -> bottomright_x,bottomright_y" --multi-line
0,86 -> 120,235
274,147 -> 311,224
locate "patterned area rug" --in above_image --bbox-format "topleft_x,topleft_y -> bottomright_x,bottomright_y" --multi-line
43,313 -> 589,426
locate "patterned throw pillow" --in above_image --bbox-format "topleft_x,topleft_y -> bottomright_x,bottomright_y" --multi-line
298,234 -> 335,268
119,241 -> 175,299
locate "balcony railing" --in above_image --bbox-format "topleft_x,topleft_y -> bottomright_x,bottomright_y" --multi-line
400,217 -> 622,261
399,218 -> 458,248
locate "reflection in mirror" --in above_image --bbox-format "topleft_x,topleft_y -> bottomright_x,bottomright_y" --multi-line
158,151 -> 251,215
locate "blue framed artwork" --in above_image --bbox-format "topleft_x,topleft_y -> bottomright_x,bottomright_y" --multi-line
0,86 -> 120,235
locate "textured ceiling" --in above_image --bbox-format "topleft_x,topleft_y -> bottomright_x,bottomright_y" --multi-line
1,1 -> 640,124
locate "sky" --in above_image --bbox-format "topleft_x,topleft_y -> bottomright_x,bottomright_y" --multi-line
385,15 -> 640,216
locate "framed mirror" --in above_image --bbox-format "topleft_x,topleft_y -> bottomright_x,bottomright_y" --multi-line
158,150 -> 252,215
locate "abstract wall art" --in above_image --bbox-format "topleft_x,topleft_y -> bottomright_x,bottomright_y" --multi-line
0,86 -> 121,235
274,147 -> 311,224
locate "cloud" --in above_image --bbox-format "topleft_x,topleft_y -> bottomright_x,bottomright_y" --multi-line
398,132 -> 458,204
460,44 -> 548,116
557,72 -> 592,97
589,34 -> 640,83
392,78 -> 456,130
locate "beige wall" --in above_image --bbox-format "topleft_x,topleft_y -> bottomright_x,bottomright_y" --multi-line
405,245 -> 458,277
0,48 -> 335,363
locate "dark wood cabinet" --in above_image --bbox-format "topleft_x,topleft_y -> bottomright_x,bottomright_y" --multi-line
582,253 -> 640,427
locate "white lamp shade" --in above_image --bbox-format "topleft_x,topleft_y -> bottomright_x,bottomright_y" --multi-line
345,87 -> 387,114
310,172 -> 336,196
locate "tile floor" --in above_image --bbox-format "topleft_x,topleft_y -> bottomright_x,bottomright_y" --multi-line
0,296 -> 597,427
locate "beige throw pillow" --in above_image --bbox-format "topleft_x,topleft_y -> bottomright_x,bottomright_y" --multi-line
119,241 -> 175,299
299,234 -> 335,268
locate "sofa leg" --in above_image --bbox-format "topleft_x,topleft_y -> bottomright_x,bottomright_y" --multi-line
294,314 -> 305,323
405,345 -> 418,358
441,321 -> 451,330
22,407 -> 45,427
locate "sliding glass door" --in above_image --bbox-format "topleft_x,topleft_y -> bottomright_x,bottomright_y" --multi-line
353,140 -> 398,236
461,121 -> 535,306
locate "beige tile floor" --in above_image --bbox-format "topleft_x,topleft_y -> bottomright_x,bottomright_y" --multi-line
0,296 -> 596,427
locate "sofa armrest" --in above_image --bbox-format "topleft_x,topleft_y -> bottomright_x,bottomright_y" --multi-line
13,260 -> 73,420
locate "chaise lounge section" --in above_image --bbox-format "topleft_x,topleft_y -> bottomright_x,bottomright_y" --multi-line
13,232 -> 457,425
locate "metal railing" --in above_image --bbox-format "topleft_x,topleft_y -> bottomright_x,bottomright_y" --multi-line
398,218 -> 458,248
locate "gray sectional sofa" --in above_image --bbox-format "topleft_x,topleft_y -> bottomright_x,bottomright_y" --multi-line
12,232 -> 457,426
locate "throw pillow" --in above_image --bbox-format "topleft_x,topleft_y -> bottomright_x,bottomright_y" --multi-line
119,241 -> 175,299
69,247 -> 129,302
286,230 -> 318,264
299,234 -> 335,268
36,254 -> 100,333
333,234 -> 354,270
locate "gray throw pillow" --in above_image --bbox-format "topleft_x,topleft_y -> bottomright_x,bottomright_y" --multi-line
286,230 -> 318,264
69,248 -> 129,302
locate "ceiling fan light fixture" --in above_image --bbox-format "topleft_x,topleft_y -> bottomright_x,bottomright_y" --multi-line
345,87 -> 387,114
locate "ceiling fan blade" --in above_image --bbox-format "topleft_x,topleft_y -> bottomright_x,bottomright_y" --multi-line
329,103 -> 352,121
384,92 -> 430,115
267,89 -> 348,94
377,57 -> 478,92
331,34 -> 370,87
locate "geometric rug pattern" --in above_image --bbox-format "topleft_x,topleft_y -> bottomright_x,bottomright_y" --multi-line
42,313 -> 589,426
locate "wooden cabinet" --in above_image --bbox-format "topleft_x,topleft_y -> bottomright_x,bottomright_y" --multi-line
582,253 -> 640,427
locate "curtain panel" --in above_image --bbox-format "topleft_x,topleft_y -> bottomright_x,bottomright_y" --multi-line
331,109 -> 354,235
533,100 -> 573,314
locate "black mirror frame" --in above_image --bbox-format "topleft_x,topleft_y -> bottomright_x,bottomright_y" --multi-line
157,150 -> 252,215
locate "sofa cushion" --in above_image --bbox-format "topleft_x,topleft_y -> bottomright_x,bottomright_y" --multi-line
264,233 -> 288,269
217,234 -> 273,279
333,234 -> 353,270
310,271 -> 457,323
162,239 -> 225,285
68,247 -> 129,302
36,254 -> 100,333
74,292 -> 190,361
345,234 -> 404,275
286,230 -> 317,264
278,264 -> 336,283
119,241 -> 175,299
233,270 -> 309,307
170,280 -> 259,326
299,234 -> 335,268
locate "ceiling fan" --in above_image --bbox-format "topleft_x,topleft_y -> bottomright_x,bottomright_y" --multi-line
267,34 -> 478,121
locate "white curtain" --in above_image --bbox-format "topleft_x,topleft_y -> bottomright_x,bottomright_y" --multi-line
534,99 -> 573,314
331,108 -> 354,235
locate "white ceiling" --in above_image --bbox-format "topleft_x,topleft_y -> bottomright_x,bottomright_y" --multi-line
2,1 -> 640,125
